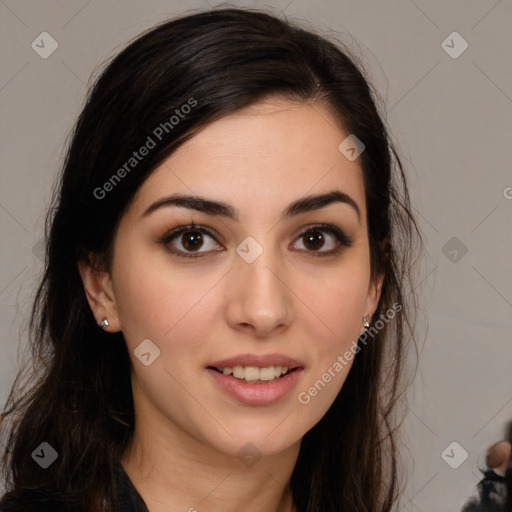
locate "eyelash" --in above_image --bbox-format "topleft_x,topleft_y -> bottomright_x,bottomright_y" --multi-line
158,221 -> 354,259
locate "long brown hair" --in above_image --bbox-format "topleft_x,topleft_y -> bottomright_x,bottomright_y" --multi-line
0,8 -> 423,511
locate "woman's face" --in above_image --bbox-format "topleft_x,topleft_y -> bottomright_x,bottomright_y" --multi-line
84,97 -> 383,459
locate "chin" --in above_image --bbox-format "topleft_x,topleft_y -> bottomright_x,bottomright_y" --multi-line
205,421 -> 303,461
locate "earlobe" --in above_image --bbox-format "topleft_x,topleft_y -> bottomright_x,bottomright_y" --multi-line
76,257 -> 121,332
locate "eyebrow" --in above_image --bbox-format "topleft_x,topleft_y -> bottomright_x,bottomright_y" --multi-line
142,190 -> 361,224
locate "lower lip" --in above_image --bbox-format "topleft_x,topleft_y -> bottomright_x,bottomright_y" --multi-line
206,368 -> 303,406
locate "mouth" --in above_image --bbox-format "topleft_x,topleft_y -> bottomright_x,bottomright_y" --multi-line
207,365 -> 301,384
206,353 -> 304,405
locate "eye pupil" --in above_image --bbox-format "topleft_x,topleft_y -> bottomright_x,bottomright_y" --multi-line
304,231 -> 324,250
182,230 -> 203,251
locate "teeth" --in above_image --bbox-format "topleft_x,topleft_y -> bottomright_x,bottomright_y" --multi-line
259,367 -> 276,380
233,366 -> 244,379
219,365 -> 291,381
244,366 -> 260,381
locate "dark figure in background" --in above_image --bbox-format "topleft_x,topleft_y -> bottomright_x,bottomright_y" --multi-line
504,421 -> 512,512
462,440 -> 511,512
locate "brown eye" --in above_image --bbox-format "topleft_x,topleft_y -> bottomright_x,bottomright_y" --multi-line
160,225 -> 223,258
292,224 -> 353,256
302,230 -> 326,251
180,230 -> 204,251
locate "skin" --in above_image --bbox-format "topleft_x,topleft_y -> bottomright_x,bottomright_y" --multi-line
78,97 -> 384,512
487,441 -> 512,476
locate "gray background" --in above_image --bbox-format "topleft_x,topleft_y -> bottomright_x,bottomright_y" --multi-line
1,0 -> 511,510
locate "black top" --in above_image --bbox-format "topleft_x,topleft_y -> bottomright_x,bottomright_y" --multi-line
461,469 -> 509,512
111,460 -> 149,511
0,461 -> 149,512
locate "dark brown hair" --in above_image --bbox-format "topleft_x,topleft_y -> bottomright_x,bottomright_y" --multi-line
0,7 -> 423,511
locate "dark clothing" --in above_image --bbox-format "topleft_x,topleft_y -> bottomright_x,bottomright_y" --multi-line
505,468 -> 512,511
111,460 -> 149,512
0,460 -> 149,512
462,469 -> 509,512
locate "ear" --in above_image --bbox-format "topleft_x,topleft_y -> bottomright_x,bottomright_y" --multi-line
77,255 -> 121,332
361,272 -> 385,334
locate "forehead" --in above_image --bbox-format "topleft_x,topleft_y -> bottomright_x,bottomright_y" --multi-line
128,98 -> 366,222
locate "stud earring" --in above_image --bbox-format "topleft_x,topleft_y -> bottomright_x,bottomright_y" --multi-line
100,318 -> 109,329
363,316 -> 371,329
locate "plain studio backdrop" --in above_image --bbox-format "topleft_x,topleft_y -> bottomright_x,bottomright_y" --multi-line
0,1 -> 511,510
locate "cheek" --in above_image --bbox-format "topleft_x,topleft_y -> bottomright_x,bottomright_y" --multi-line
296,263 -> 370,348
291,271 -> 368,419
111,246 -> 221,351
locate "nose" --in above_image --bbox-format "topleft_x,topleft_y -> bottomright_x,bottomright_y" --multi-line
225,244 -> 292,338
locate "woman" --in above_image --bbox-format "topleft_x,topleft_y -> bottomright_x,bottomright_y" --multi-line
0,7 -> 423,512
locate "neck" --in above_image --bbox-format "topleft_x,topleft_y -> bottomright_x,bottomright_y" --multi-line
492,466 -> 507,477
120,400 -> 299,512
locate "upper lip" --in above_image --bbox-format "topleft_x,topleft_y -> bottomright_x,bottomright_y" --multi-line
208,353 -> 304,370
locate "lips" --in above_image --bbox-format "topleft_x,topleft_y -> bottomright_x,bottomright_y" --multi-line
208,353 -> 304,371
206,353 -> 305,405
